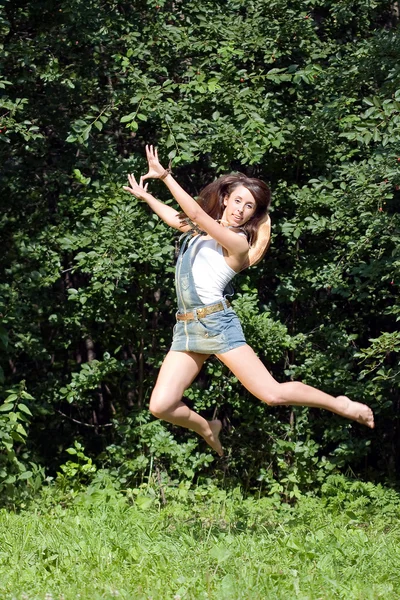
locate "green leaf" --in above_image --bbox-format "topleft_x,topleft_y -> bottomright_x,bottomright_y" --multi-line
210,545 -> 232,563
120,112 -> 136,123
293,227 -> 301,239
5,394 -> 18,402
16,423 -> 27,437
17,404 -> 33,416
136,495 -> 154,510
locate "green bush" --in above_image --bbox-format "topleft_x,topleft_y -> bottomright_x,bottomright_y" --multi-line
0,0 -> 399,498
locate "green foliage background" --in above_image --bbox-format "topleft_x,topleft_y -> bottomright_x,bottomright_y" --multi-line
0,0 -> 399,503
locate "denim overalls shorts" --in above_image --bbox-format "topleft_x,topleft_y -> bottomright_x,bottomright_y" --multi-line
170,233 -> 247,355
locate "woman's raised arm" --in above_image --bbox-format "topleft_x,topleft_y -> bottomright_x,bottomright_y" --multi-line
142,145 -> 250,257
123,173 -> 191,231
141,145 -> 202,223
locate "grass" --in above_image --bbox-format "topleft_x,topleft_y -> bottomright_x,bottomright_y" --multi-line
0,483 -> 399,600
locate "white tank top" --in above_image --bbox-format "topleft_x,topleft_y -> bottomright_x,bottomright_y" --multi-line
188,235 -> 239,304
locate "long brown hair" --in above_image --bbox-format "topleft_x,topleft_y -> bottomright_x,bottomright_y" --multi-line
181,173 -> 271,245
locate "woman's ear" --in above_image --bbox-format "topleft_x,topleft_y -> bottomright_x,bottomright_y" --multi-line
223,195 -> 228,207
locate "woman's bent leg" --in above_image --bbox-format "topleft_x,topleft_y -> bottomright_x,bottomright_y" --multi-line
217,345 -> 374,428
149,350 -> 223,455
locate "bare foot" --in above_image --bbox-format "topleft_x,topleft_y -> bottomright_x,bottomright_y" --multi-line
204,419 -> 223,456
337,396 -> 375,429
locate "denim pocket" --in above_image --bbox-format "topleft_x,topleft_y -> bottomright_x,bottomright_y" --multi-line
197,313 -> 223,338
180,273 -> 190,291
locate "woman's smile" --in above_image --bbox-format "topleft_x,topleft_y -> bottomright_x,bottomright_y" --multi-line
222,184 -> 257,226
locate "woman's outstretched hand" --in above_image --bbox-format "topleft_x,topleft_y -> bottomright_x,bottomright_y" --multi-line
142,144 -> 166,180
123,174 -> 149,201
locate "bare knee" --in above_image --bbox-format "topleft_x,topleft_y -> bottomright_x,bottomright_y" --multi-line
261,381 -> 308,407
149,394 -> 166,420
260,384 -> 287,407
149,389 -> 177,420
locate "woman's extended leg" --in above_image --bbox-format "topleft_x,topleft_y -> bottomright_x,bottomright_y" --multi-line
149,350 -> 224,455
217,345 -> 374,427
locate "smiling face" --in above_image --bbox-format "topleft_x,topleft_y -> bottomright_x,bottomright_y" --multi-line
222,184 -> 257,227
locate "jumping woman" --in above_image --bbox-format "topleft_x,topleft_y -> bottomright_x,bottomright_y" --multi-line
124,145 -> 374,456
